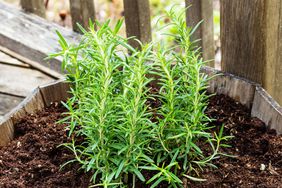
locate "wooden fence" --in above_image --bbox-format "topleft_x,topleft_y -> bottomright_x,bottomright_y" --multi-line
18,0 -> 282,105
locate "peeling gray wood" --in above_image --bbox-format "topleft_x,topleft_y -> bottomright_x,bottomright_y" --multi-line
0,64 -> 54,96
201,66 -> 257,109
0,1 -> 80,73
251,87 -> 282,134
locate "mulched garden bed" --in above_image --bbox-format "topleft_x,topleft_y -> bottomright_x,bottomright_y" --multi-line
0,94 -> 281,188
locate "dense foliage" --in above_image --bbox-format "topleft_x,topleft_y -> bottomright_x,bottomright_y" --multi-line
52,8 -> 231,188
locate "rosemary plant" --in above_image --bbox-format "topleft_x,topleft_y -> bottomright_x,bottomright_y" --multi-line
52,7 -> 232,188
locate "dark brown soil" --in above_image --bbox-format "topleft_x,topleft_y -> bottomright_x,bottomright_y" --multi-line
189,95 -> 282,188
0,103 -> 91,188
0,95 -> 281,188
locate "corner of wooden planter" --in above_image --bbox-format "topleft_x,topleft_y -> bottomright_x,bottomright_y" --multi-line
39,79 -> 71,106
0,87 -> 44,146
0,79 -> 70,146
201,66 -> 258,109
251,86 -> 282,134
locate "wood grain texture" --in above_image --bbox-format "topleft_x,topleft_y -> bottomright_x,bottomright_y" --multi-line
39,80 -> 71,106
251,87 -> 282,134
123,0 -> 152,49
0,50 -> 30,68
220,0 -> 265,83
201,66 -> 257,109
221,0 -> 266,83
69,0 -> 96,32
0,64 -> 54,97
0,88 -> 45,146
0,46 -> 62,79
7,88 -> 45,123
0,1 -> 80,73
221,0 -> 282,105
5,88 -> 44,124
20,0 -> 45,18
185,0 -> 214,66
0,93 -> 23,117
0,118 -> 13,146
22,88 -> 45,115
273,1 -> 282,105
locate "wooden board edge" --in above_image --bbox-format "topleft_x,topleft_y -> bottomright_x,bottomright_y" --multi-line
39,79 -> 71,107
0,1 -> 80,74
201,66 -> 258,86
0,87 -> 45,146
201,66 -> 258,109
0,45 -> 63,79
251,86 -> 282,134
23,87 -> 45,114
0,118 -> 13,146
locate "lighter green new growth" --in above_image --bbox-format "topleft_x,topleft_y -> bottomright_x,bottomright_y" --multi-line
52,7 -> 232,188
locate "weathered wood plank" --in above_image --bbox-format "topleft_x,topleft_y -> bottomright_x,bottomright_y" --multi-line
7,88 -> 45,122
0,88 -> 45,146
69,0 -> 96,32
123,0 -> 152,49
0,93 -> 23,116
22,88 -> 45,115
201,66 -> 257,109
273,1 -> 282,105
0,1 -> 80,73
20,0 -> 46,18
185,0 -> 214,66
221,0 -> 282,105
221,1 -> 265,82
0,46 -> 62,79
251,87 -> 282,134
0,50 -> 30,68
0,64 -> 54,97
40,80 -> 71,106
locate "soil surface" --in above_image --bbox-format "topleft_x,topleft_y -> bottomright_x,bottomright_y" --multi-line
0,95 -> 281,188
0,102 -> 91,188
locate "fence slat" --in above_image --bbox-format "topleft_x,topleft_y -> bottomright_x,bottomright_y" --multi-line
20,0 -> 45,18
221,0 -> 282,105
69,0 -> 96,32
185,0 -> 214,66
123,0 -> 152,49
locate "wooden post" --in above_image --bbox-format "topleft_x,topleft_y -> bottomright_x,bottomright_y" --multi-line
20,0 -> 45,18
221,0 -> 282,105
123,0 -> 152,49
69,0 -> 96,32
185,0 -> 214,66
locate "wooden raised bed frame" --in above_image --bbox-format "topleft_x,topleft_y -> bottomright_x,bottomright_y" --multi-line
0,66 -> 281,146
